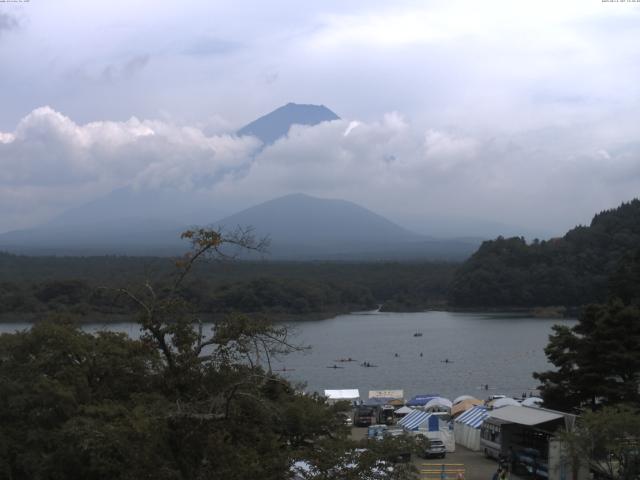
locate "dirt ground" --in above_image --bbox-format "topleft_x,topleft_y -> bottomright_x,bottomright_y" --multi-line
351,427 -> 525,480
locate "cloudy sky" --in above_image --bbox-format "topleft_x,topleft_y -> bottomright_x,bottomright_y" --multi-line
0,0 -> 639,236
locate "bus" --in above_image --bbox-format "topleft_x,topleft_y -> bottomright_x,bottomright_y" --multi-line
354,405 -> 377,427
480,417 -> 503,460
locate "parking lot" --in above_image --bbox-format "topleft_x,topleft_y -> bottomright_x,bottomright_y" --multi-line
351,427 -> 524,480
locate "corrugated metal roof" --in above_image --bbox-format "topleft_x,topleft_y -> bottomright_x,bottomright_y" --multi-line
488,405 -> 564,426
455,406 -> 489,428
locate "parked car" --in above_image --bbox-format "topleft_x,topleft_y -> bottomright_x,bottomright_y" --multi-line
340,411 -> 353,426
421,439 -> 446,459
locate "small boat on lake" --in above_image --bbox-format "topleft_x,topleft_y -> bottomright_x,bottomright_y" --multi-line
413,331 -> 423,337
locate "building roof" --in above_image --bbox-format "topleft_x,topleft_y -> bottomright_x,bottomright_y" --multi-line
324,389 -> 360,400
369,389 -> 404,400
488,405 -> 564,426
455,406 -> 489,428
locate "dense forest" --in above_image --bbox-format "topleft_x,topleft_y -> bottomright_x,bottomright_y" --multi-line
0,253 -> 455,321
449,199 -> 640,308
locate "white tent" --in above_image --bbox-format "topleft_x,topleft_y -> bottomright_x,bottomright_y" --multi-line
400,410 -> 456,452
395,406 -> 414,415
453,406 -> 489,451
453,395 -> 476,405
399,410 -> 438,431
423,397 -> 453,412
521,397 -> 543,407
324,389 -> 360,404
491,397 -> 521,409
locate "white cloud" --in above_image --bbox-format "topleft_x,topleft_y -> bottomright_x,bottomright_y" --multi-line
1,103 -> 639,236
0,107 -> 260,230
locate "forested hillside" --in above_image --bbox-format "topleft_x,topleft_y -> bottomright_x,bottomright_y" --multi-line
449,199 -> 640,307
0,254 -> 455,320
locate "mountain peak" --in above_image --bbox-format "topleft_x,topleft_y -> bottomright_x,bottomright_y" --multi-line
215,193 -> 421,248
237,103 -> 339,145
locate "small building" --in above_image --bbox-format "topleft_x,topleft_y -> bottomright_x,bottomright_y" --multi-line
480,405 -> 587,480
368,389 -> 404,406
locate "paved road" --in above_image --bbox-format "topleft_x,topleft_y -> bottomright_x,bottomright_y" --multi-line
414,445 -> 502,480
351,427 -> 525,480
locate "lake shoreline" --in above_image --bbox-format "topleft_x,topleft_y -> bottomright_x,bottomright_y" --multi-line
0,303 -> 579,325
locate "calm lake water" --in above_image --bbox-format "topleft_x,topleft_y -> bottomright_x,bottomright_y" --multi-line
0,311 -> 575,401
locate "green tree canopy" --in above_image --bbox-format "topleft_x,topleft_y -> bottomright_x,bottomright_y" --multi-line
0,228 -> 416,480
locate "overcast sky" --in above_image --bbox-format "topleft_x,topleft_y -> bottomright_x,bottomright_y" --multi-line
1,0 -> 639,235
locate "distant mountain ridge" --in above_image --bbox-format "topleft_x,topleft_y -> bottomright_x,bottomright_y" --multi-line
237,103 -> 339,145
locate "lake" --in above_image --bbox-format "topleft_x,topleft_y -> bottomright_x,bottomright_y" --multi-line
0,310 -> 575,402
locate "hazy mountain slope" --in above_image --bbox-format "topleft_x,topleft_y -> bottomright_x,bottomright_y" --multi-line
51,187 -> 226,227
213,193 -> 480,260
214,193 -> 422,246
0,218 -> 186,256
237,103 -> 339,145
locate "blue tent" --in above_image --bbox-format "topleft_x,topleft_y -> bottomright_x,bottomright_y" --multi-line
406,394 -> 439,407
398,410 -> 439,431
453,406 -> 488,451
455,406 -> 488,429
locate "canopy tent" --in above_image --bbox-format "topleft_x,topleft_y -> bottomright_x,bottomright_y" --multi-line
324,389 -> 360,403
395,406 -> 414,415
490,397 -> 521,409
406,394 -> 439,407
398,410 -> 439,432
453,395 -> 476,405
451,398 -> 483,417
454,406 -> 489,451
521,397 -> 543,407
424,397 -> 453,412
